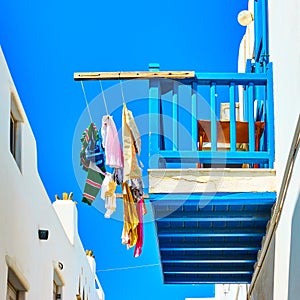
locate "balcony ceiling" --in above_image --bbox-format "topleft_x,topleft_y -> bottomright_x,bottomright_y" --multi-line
150,192 -> 276,284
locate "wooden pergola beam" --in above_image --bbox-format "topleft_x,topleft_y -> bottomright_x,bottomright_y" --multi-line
73,71 -> 195,81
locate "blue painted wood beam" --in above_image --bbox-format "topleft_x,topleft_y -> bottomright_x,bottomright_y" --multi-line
157,149 -> 270,164
154,210 -> 270,220
165,279 -> 251,284
150,192 -> 276,203
161,259 -> 256,264
160,246 -> 260,251
160,252 -> 258,261
164,271 -> 253,275
229,82 -> 236,151
194,72 -> 267,85
164,273 -> 252,284
162,264 -> 254,272
158,232 -> 265,238
157,228 -> 266,238
158,215 -> 269,222
159,240 -> 261,249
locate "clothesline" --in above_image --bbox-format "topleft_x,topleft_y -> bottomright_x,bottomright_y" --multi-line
96,263 -> 160,273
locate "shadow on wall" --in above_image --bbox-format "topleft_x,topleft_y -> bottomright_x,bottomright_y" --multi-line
288,191 -> 300,300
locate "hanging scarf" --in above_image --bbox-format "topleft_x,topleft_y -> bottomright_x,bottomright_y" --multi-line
82,161 -> 106,205
122,104 -> 142,182
121,182 -> 139,248
80,122 -> 99,171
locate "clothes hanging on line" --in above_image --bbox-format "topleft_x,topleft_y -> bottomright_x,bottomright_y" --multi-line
101,115 -> 124,169
80,122 -> 106,205
80,122 -> 99,171
128,178 -> 144,203
100,172 -> 117,218
82,161 -> 106,205
134,198 -> 147,257
122,104 -> 142,182
121,182 -> 139,248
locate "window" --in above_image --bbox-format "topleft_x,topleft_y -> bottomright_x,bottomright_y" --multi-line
6,268 -> 28,300
53,281 -> 61,300
6,282 -> 18,300
53,269 -> 64,300
10,113 -> 17,157
10,94 -> 23,170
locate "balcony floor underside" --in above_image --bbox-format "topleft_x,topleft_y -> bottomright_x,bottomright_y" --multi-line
150,191 -> 277,284
149,168 -> 276,194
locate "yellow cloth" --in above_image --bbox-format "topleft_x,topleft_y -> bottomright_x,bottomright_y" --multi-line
121,182 -> 139,248
122,104 -> 142,182
105,180 -> 117,197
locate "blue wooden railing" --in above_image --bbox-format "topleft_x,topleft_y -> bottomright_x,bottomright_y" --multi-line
148,63 -> 274,169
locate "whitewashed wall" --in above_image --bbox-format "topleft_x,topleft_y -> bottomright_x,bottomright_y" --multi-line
0,47 -> 104,300
250,0 -> 300,299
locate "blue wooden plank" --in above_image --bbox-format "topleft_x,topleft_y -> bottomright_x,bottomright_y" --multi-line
149,191 -> 276,203
191,82 -> 198,151
157,149 -> 270,164
149,78 -> 161,168
158,232 -> 265,238
244,85 -> 249,121
161,259 -> 256,264
159,240 -> 262,249
194,72 -> 267,85
158,215 -> 269,222
160,252 -> 258,261
164,276 -> 251,284
164,271 -> 253,275
160,246 -> 260,251
229,82 -> 236,150
248,83 -> 255,152
172,81 -> 179,151
210,82 -> 217,151
154,210 -> 270,219
162,263 -> 254,272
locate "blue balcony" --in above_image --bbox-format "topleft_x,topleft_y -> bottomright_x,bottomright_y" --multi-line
148,63 -> 275,169
147,63 -> 276,284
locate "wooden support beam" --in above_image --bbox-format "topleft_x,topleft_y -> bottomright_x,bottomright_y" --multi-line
74,71 -> 195,81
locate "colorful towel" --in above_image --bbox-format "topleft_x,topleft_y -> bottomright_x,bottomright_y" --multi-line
80,123 -> 99,171
82,161 -> 106,205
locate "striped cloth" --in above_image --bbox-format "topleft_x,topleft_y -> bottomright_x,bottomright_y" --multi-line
82,161 -> 106,205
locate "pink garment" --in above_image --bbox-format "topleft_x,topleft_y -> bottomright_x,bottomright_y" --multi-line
101,115 -> 124,168
134,198 -> 146,257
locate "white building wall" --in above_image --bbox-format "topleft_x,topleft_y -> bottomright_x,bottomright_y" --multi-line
249,0 -> 300,299
0,47 -> 104,300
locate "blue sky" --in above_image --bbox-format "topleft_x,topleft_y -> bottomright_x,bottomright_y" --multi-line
0,1 -> 248,299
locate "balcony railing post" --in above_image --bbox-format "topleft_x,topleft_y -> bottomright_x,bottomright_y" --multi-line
266,63 -> 275,168
210,82 -> 217,151
229,82 -> 237,151
191,82 -> 198,151
149,63 -> 161,169
248,83 -> 255,152
172,82 -> 179,151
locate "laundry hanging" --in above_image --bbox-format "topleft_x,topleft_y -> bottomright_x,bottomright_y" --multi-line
100,172 -> 117,218
80,122 -> 106,205
101,115 -> 124,169
82,161 -> 106,205
122,103 -> 142,182
121,182 -> 139,248
80,122 -> 99,171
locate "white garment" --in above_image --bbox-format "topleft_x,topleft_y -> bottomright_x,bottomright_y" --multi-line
100,173 -> 116,218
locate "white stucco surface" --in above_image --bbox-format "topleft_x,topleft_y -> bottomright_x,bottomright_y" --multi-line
250,0 -> 300,299
0,47 -> 104,300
